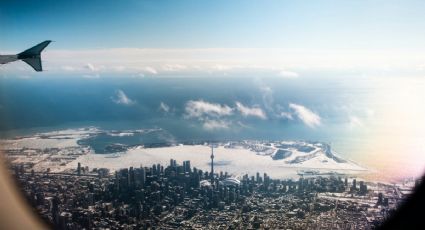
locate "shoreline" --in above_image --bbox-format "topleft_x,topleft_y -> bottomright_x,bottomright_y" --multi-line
0,127 -> 414,183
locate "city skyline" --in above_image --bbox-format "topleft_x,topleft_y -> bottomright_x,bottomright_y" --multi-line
11,154 -> 412,229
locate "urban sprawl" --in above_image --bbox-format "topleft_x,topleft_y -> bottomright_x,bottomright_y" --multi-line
7,146 -> 418,230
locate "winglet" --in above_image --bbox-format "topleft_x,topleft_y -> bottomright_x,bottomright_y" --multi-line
17,40 -> 51,72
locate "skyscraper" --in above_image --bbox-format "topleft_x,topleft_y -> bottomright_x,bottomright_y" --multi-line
77,162 -> 81,176
183,160 -> 191,173
210,145 -> 214,183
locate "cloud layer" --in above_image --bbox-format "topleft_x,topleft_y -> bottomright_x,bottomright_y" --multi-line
5,47 -> 420,76
182,99 -> 321,130
278,70 -> 299,78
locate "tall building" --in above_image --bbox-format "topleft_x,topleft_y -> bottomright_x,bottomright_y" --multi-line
77,162 -> 81,176
359,181 -> 367,195
136,167 -> 146,188
52,196 -> 60,226
183,160 -> 191,173
129,167 -> 135,188
377,192 -> 384,205
210,145 -> 214,183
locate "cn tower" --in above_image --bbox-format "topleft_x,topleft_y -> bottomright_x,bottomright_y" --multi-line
210,145 -> 214,183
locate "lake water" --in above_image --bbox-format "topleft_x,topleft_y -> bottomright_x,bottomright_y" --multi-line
1,74 -> 424,180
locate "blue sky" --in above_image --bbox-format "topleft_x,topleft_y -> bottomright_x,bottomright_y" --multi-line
2,0 -> 425,76
2,0 -> 425,50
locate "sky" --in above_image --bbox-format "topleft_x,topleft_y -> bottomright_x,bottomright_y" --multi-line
1,0 -> 425,50
2,0 -> 425,76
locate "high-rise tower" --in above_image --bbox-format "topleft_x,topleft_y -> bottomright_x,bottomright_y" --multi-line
210,145 -> 214,183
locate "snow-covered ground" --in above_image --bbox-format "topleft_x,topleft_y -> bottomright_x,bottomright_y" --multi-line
0,127 -> 99,149
66,144 -> 366,179
1,128 -> 367,179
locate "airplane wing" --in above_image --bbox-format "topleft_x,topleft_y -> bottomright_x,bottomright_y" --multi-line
22,57 -> 42,72
0,55 -> 18,64
0,41 -> 51,71
17,40 -> 51,72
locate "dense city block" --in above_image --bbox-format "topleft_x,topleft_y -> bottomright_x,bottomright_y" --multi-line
10,158 -> 416,230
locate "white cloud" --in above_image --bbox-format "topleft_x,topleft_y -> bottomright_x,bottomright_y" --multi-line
112,90 -> 135,105
212,64 -> 232,71
85,63 -> 98,72
202,119 -> 230,131
82,63 -> 100,78
159,102 -> 170,113
184,100 -> 233,119
278,70 -> 299,78
235,102 -> 267,120
184,100 -> 267,130
162,64 -> 187,72
144,66 -> 158,74
259,85 -> 274,112
289,103 -> 321,128
278,111 -> 294,120
61,66 -> 76,71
